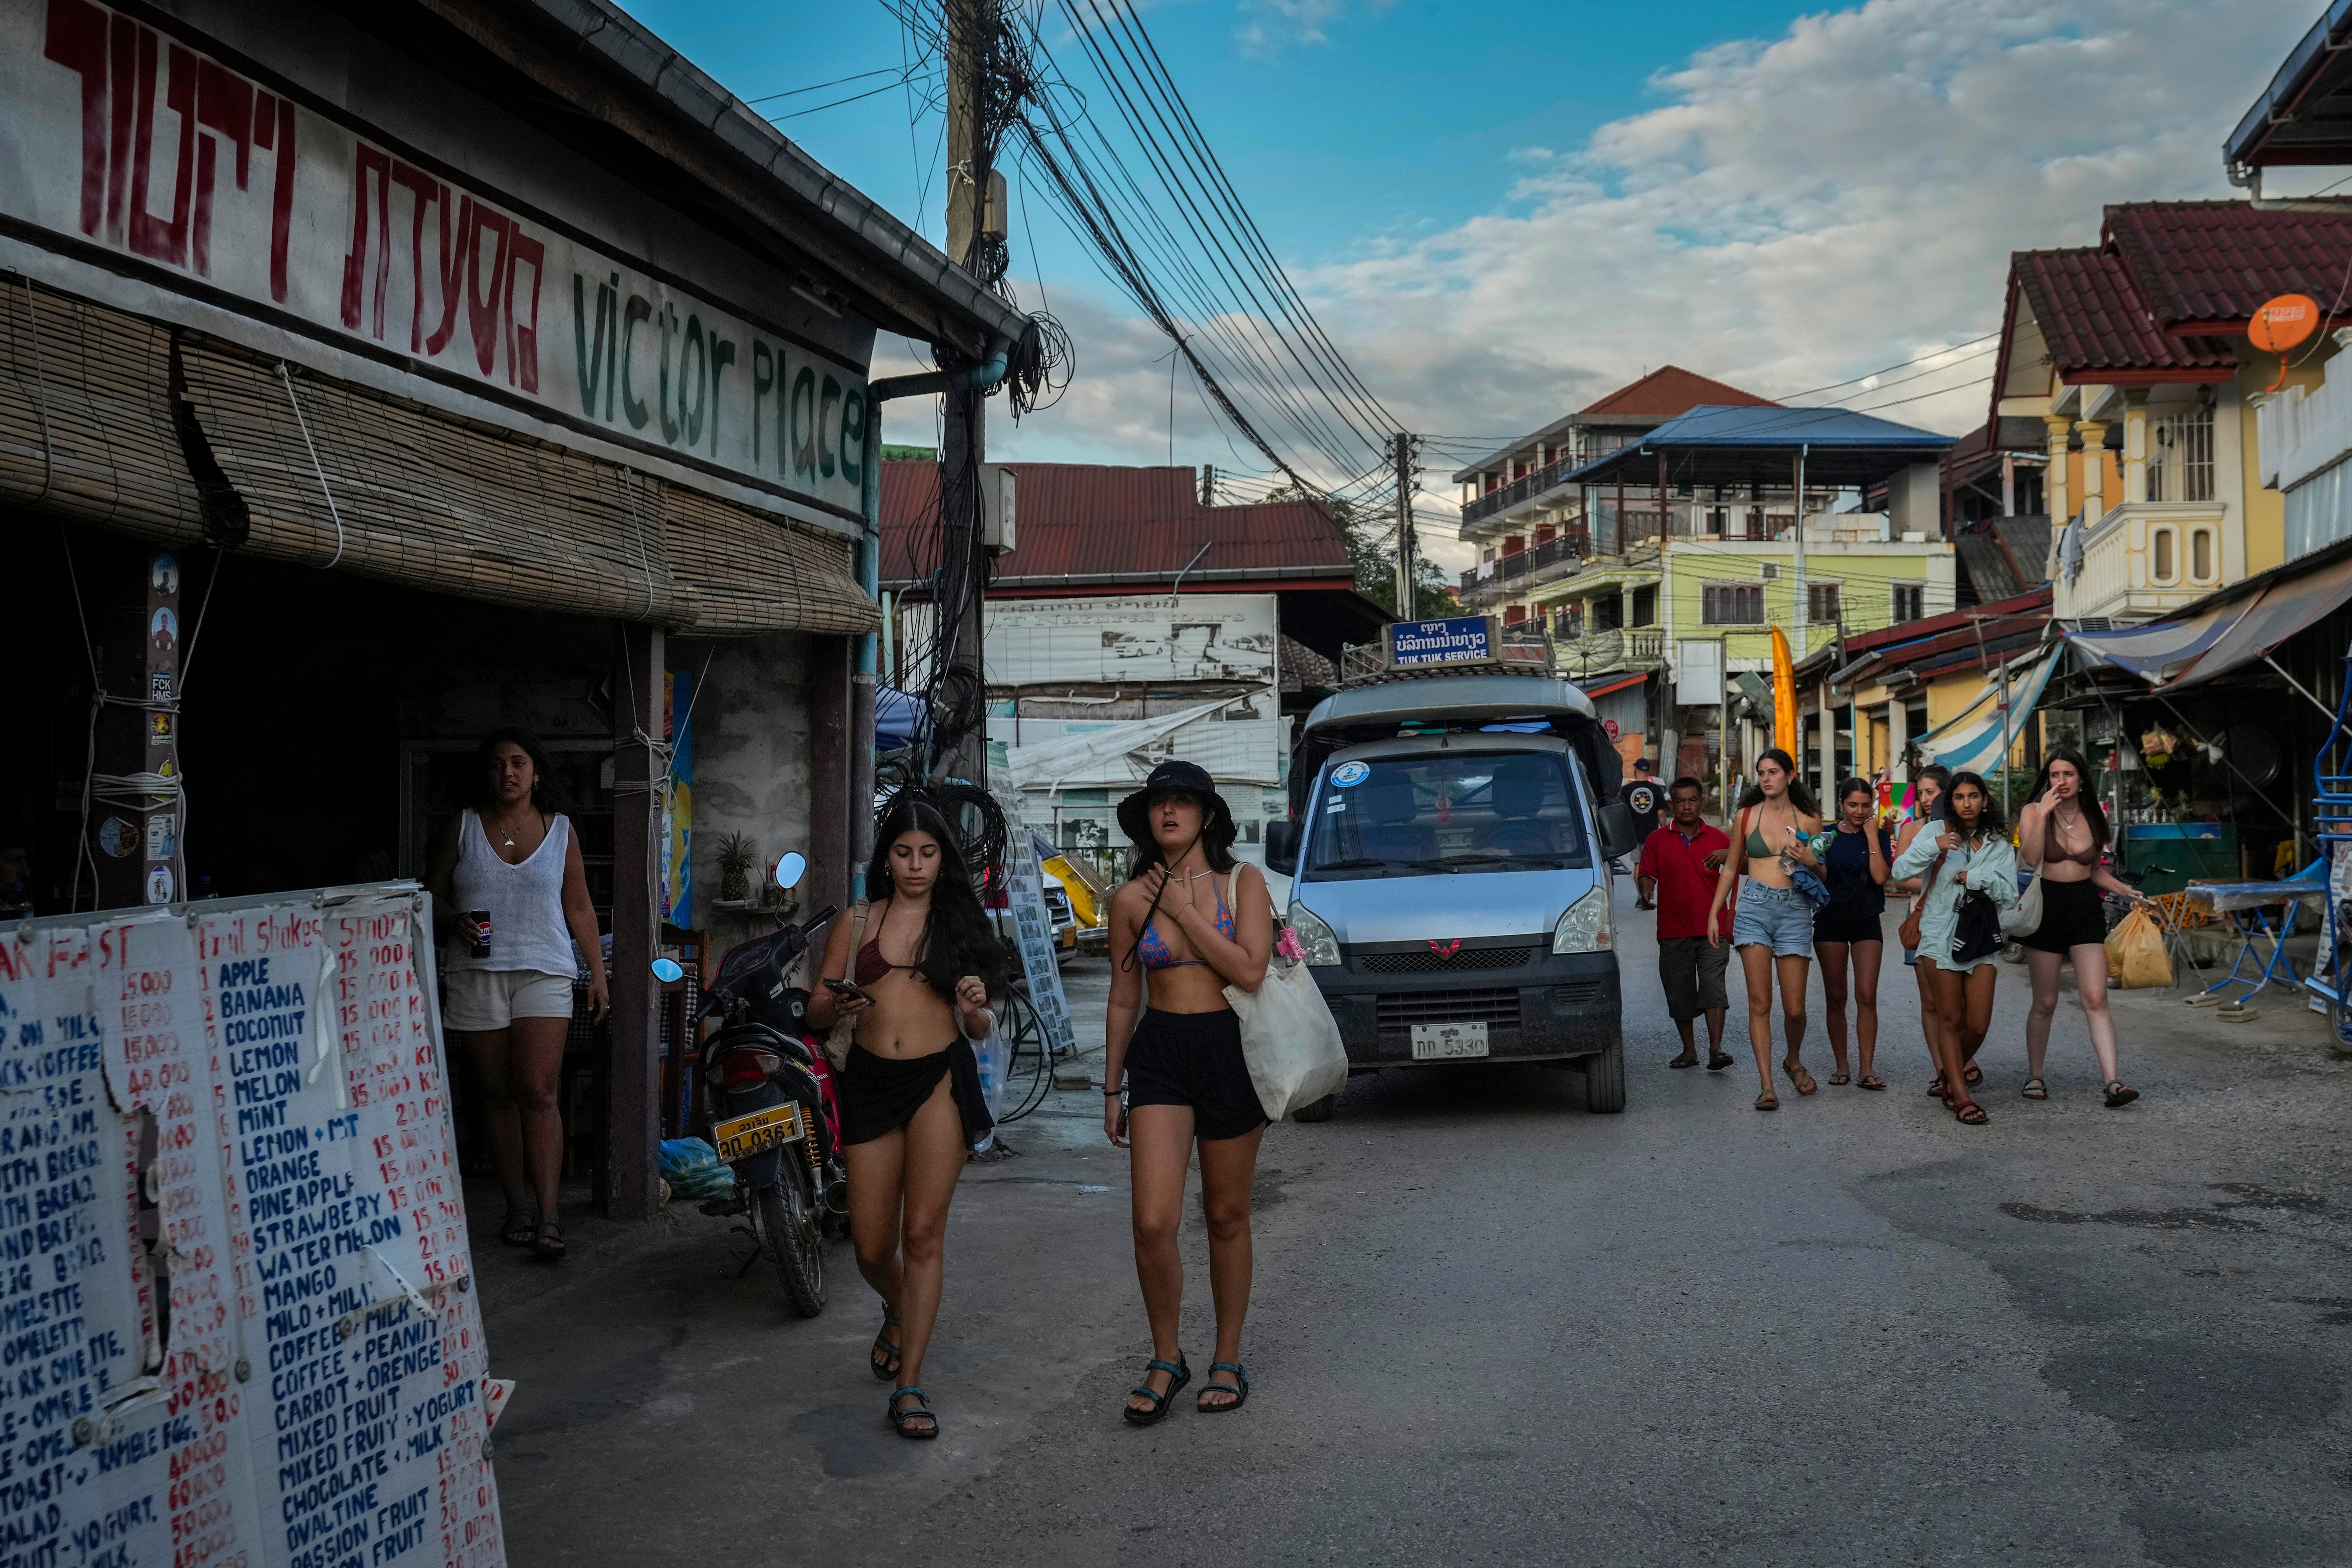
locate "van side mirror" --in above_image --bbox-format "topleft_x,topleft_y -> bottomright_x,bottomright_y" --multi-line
1597,800 -> 1642,861
1265,818 -> 1296,875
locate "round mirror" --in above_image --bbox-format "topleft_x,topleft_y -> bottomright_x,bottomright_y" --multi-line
774,851 -> 807,891
650,957 -> 685,984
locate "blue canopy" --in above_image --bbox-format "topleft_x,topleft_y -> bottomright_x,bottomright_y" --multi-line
877,686 -> 927,751
1566,404 -> 1956,488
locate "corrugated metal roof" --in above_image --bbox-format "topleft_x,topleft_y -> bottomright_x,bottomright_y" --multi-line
880,462 -> 1354,585
2104,201 -> 2352,326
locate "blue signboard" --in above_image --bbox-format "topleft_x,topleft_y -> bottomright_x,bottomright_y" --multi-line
1388,615 -> 1494,666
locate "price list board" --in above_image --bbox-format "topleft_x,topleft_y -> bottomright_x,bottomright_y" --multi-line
0,886 -> 504,1568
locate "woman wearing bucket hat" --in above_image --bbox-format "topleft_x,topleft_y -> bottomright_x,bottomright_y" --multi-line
1103,760 -> 1275,1425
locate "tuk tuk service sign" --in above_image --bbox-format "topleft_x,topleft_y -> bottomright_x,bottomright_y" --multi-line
1387,615 -> 1497,667
0,0 -> 871,517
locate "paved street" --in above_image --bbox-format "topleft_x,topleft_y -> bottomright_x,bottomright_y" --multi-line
483,877 -> 2352,1567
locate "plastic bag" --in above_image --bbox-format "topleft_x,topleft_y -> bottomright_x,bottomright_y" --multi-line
659,1137 -> 735,1200
2105,908 -> 2174,990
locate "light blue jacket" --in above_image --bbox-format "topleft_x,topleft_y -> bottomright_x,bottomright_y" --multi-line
1891,828 -> 2018,973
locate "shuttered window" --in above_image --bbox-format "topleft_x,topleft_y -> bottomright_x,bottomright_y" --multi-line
1702,583 -> 1762,624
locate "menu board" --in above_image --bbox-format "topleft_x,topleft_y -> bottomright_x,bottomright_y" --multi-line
0,884 -> 504,1568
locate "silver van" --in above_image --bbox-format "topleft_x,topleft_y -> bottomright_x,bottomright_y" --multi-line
1265,677 -> 1641,1116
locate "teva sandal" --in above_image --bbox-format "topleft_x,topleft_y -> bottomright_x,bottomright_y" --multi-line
887,1385 -> 938,1440
1754,1092 -> 1779,1112
2103,1080 -> 2140,1108
2020,1077 -> 2048,1100
1962,1062 -> 1984,1087
1668,1052 -> 1699,1069
1784,1062 -> 1818,1095
1949,1098 -> 1988,1125
1706,1052 -> 1736,1071
871,1310 -> 903,1382
500,1209 -> 536,1247
1196,1362 -> 1250,1414
1827,1071 -> 1852,1087
530,1218 -> 566,1261
1858,1073 -> 1886,1091
1123,1356 -> 1190,1426
1925,1074 -> 1946,1098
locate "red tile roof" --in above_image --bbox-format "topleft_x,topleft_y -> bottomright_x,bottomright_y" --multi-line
879,462 -> 1355,588
1576,365 -> 1778,418
2102,200 -> 2352,327
2012,248 -> 2221,377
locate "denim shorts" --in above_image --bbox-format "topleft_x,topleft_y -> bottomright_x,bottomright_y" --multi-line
1731,880 -> 1815,958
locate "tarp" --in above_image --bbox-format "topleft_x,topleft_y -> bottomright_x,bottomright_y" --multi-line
2065,551 -> 2352,688
999,694 -> 1261,792
1915,648 -> 2060,774
877,685 -> 927,750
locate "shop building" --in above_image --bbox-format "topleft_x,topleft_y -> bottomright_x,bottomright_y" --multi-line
0,0 -> 1031,1216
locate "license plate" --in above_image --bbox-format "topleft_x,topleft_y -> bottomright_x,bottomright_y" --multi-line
1410,1021 -> 1490,1060
711,1103 -> 804,1163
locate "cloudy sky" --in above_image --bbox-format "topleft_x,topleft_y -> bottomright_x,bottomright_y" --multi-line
635,0 -> 2327,566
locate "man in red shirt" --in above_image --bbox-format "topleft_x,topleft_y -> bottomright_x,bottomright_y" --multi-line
1635,777 -> 1735,1070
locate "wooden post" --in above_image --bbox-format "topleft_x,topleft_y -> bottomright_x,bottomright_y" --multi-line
81,535 -> 183,913
808,635 -> 852,916
604,621 -> 664,1221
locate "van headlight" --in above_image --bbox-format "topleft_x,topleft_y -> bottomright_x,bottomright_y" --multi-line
1552,887 -> 1613,953
1289,902 -> 1342,967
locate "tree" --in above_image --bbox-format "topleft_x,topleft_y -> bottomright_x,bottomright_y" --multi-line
1267,487 -> 1462,621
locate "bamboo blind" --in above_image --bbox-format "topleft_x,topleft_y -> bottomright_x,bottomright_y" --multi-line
180,339 -> 877,636
0,272 -> 206,544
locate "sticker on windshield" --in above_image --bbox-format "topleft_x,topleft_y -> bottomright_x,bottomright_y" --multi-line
1330,761 -> 1370,787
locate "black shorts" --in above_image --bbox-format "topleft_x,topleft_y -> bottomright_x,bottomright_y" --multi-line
2018,877 -> 2108,954
1125,1008 -> 1267,1142
1813,903 -> 1886,946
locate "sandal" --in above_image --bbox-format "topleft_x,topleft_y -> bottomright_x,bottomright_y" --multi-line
1784,1061 -> 1817,1095
1668,1052 -> 1699,1069
1857,1073 -> 1886,1091
1925,1074 -> 1949,1101
1754,1092 -> 1779,1112
530,1218 -> 566,1261
1197,1361 -> 1249,1414
1950,1098 -> 1988,1125
500,1209 -> 537,1248
887,1385 -> 938,1440
1122,1355 -> 1190,1426
1706,1052 -> 1735,1071
2103,1080 -> 2140,1108
2020,1077 -> 2047,1101
1827,1071 -> 1851,1087
1962,1062 -> 1984,1087
871,1310 -> 903,1382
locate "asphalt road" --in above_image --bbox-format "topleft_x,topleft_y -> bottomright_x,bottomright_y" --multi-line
484,877 -> 2352,1567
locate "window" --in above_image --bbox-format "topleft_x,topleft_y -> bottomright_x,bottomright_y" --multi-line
2152,526 -> 2176,583
2191,527 -> 2214,581
1702,584 -> 1764,624
1893,584 -> 1924,622
1302,752 -> 1592,882
1761,563 -> 1780,580
1503,603 -> 1528,625
2150,407 -> 2215,503
1809,583 -> 1842,622
1632,585 -> 1657,626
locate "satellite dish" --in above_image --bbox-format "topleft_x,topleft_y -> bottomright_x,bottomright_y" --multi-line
2217,725 -> 2282,790
650,957 -> 684,983
774,851 -> 806,891
2250,294 -> 2320,392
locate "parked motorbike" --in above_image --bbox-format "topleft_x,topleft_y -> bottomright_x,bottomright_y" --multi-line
679,851 -> 848,1318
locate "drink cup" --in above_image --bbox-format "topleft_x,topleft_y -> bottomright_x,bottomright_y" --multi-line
467,910 -> 492,959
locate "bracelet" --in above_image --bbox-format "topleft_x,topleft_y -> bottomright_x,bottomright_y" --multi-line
1104,1088 -> 1123,1097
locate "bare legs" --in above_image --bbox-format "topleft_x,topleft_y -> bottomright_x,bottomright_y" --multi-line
1126,1106 -> 1264,1414
464,1018 -> 566,1223
1737,945 -> 1812,1102
844,1076 -> 967,1433
1924,959 -> 1998,1116
2024,943 -> 2124,1087
1670,1008 -> 1729,1066
1911,953 -> 1944,1086
1816,940 -> 1884,1084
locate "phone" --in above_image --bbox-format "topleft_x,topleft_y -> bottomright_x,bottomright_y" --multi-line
1117,1095 -> 1130,1142
822,977 -> 869,1002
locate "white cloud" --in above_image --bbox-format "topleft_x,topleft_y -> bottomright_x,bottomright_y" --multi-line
1234,0 -> 1387,54
989,0 -> 2320,570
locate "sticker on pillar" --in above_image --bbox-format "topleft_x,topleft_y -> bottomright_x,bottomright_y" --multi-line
146,814 -> 176,860
149,554 -> 179,593
150,711 -> 172,745
150,672 -> 173,702
98,817 -> 137,857
145,865 -> 174,904
1331,761 -> 1370,788
149,606 -> 178,656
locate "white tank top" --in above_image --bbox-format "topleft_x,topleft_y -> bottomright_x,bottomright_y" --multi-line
445,808 -> 579,978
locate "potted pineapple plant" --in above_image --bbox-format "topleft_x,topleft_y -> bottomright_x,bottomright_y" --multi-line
715,831 -> 756,905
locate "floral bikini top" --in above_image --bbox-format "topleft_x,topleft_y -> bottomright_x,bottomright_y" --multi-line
1137,886 -> 1234,969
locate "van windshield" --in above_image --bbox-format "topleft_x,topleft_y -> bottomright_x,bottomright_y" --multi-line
1302,751 -> 1591,881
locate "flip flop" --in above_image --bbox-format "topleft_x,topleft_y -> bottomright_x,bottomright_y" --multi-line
1827,1072 -> 1851,1087
1706,1052 -> 1736,1071
1755,1092 -> 1779,1112
1857,1073 -> 1886,1091
1668,1054 -> 1699,1069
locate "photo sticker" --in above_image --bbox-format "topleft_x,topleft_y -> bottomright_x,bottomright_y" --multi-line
1331,760 -> 1370,788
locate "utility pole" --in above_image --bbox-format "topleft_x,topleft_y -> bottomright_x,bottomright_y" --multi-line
940,0 -> 993,784
1201,464 -> 1214,506
1393,432 -> 1417,620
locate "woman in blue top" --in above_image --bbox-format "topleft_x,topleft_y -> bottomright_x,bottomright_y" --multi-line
1812,779 -> 1892,1089
1104,762 -> 1273,1425
1889,771 -> 2017,1125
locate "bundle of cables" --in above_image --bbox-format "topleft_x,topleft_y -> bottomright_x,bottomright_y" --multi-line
875,780 -> 1009,892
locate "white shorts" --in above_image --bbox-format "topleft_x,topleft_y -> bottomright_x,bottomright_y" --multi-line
444,968 -> 576,1033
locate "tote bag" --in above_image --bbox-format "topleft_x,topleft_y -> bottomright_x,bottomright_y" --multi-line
1221,869 -> 1348,1118
2001,862 -> 2045,938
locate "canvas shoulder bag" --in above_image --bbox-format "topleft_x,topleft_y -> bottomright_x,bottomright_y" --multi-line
1219,867 -> 1348,1120
1897,845 -> 1947,951
820,900 -> 871,1067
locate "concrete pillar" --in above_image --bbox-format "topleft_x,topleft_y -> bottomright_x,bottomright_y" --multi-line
606,622 -> 666,1221
2044,415 -> 2073,523
2076,420 -> 2109,526
82,537 -> 185,912
2122,394 -> 2149,505
1818,685 -> 1836,805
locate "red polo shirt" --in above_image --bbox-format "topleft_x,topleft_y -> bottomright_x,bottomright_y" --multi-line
1637,820 -> 1734,941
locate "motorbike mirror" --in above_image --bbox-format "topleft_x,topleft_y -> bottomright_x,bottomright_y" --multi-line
774,851 -> 806,891
650,957 -> 685,984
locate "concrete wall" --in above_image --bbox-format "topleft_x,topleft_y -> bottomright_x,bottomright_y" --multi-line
681,633 -> 814,947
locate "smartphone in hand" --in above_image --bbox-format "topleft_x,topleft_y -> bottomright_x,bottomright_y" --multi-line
822,977 -> 869,1003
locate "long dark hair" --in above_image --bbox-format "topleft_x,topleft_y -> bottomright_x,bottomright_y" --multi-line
1831,777 -> 1876,827
1939,769 -> 2008,842
1736,747 -> 1819,816
1122,788 -> 1239,880
864,795 -> 1003,999
472,726 -> 565,813
2025,745 -> 2108,851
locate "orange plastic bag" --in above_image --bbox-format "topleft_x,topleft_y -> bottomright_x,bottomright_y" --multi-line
2105,908 -> 2174,990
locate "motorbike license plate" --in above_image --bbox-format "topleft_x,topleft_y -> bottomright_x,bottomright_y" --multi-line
1410,1022 -> 1489,1060
711,1103 -> 804,1163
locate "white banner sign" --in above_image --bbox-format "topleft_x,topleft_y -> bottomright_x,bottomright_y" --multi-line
0,0 -> 870,515
903,594 -> 1279,686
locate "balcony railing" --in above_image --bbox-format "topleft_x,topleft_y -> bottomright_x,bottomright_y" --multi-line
1459,532 -> 1587,596
1463,451 -> 1586,528
1552,627 -> 1666,675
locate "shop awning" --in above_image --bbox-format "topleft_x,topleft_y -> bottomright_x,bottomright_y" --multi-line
1580,672 -> 1648,699
2063,550 -> 2352,689
1912,649 -> 2060,774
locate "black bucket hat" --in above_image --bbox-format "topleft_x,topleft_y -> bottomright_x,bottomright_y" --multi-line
1116,760 -> 1234,846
